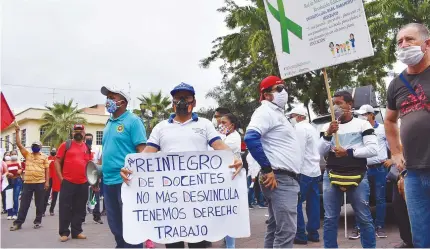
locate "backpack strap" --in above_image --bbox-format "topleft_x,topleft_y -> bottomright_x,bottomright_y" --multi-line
399,73 -> 417,97
61,139 -> 73,170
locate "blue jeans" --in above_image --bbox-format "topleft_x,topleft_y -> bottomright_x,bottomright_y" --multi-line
104,183 -> 143,248
247,175 -> 264,206
404,169 -> 430,248
225,236 -> 235,248
7,177 -> 23,216
323,172 -> 375,248
296,174 -> 320,242
354,165 -> 387,228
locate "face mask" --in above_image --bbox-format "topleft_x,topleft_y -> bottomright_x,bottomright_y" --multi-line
74,133 -> 83,141
4,156 -> 11,161
212,118 -> 219,128
106,99 -> 123,114
32,146 -> 41,153
396,45 -> 426,66
289,117 -> 298,127
85,139 -> 93,147
334,105 -> 345,120
11,155 -> 18,161
219,124 -> 232,135
271,89 -> 288,109
357,115 -> 368,121
50,152 -> 56,156
173,97 -> 193,116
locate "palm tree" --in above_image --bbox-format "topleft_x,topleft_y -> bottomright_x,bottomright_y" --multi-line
40,100 -> 87,148
137,91 -> 172,132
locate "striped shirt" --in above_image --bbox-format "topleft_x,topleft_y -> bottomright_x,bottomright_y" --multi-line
20,149 -> 49,184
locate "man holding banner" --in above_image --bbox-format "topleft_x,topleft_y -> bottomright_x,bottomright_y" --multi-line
120,82 -> 243,248
385,23 -> 430,248
318,91 -> 378,248
244,76 -> 301,248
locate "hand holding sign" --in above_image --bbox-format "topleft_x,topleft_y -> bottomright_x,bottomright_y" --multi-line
228,158 -> 243,179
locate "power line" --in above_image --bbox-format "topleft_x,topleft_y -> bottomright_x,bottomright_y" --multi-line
3,83 -> 99,92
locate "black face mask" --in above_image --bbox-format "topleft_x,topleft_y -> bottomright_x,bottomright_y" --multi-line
173,98 -> 192,116
85,139 -> 93,147
74,133 -> 83,141
50,152 -> 56,156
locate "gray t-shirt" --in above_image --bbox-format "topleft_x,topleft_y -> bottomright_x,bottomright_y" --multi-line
387,66 -> 430,169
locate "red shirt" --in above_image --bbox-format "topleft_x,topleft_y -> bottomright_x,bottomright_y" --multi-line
48,155 -> 61,192
57,141 -> 90,184
6,162 -> 21,177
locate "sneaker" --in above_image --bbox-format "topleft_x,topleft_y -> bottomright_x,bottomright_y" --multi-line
293,238 -> 307,245
94,218 -> 103,224
7,216 -> 12,220
348,227 -> 360,240
50,212 -> 55,216
248,204 -> 255,209
10,224 -> 21,231
12,215 -> 17,220
33,223 -> 42,229
101,210 -> 107,216
60,236 -> 69,242
145,239 -> 155,248
394,241 -> 413,248
258,204 -> 268,209
73,233 -> 87,239
376,226 -> 388,238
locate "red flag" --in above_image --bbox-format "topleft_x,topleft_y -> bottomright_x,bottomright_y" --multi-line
1,92 -> 15,131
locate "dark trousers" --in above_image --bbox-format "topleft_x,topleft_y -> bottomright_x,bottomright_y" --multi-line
43,178 -> 59,214
93,181 -> 105,219
59,179 -> 88,237
104,183 -> 143,248
13,183 -> 45,226
165,241 -> 207,248
2,190 -> 6,211
393,182 -> 413,247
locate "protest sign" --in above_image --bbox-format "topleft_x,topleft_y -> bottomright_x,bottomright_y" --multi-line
122,151 -> 250,245
264,0 -> 374,79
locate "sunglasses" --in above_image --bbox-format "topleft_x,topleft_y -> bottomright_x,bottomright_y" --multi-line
265,85 -> 287,93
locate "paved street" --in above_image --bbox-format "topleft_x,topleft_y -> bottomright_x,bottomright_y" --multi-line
1,202 -> 402,248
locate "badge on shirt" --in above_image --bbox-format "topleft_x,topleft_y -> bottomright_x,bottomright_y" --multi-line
116,124 -> 124,133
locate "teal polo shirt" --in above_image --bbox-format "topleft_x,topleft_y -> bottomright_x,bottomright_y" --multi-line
102,111 -> 147,185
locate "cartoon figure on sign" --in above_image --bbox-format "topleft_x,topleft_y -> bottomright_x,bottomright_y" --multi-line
346,41 -> 351,53
329,42 -> 336,57
336,44 -> 340,56
350,33 -> 356,52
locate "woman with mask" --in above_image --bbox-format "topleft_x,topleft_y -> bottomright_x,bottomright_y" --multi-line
2,152 -> 11,214
5,150 -> 23,220
219,113 -> 242,248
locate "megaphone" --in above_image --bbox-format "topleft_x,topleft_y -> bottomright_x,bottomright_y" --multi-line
86,161 -> 102,186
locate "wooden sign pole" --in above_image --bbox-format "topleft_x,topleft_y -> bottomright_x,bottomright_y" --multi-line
322,68 -> 340,148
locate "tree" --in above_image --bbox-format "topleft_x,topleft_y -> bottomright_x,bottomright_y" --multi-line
136,91 -> 172,133
40,100 -> 87,148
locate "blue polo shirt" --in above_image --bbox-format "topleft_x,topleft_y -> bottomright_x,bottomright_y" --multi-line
102,111 -> 147,185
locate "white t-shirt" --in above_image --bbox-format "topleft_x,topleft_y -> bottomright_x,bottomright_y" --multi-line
247,101 -> 301,173
367,122 -> 388,165
295,121 -> 321,177
223,130 -> 241,159
147,116 -> 221,152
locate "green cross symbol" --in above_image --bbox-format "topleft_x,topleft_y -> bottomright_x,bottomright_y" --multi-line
266,0 -> 302,54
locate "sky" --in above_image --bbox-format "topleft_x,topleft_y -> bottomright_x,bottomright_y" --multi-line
0,0 -> 407,116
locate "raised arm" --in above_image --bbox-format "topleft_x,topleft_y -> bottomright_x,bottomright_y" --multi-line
14,124 -> 29,158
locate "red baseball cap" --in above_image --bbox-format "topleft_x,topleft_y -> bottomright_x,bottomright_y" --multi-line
259,76 -> 284,101
73,124 -> 85,131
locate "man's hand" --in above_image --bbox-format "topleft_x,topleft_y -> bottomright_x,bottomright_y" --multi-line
392,153 -> 405,171
334,147 -> 348,157
120,168 -> 133,185
17,169 -> 22,175
92,185 -> 100,192
398,176 -> 405,199
7,173 -> 13,178
44,181 -> 50,190
383,159 -> 394,168
327,121 -> 339,136
262,172 -> 278,190
14,123 -> 20,132
251,178 -> 256,183
228,158 -> 243,179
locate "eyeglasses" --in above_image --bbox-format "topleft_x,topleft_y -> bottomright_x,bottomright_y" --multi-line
265,85 -> 287,93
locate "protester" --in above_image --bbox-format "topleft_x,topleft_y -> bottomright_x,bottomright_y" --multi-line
244,76 -> 301,248
43,148 -> 60,216
348,104 -> 391,239
385,23 -> 430,248
54,125 -> 91,242
10,125 -> 49,231
318,91 -> 378,248
287,107 -> 321,245
120,82 -> 243,249
5,150 -> 23,220
220,113 -> 242,248
84,133 -> 103,224
2,151 -> 11,214
100,86 -> 149,248
212,107 -> 231,130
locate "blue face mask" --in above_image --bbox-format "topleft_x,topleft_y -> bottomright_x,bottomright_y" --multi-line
106,99 -> 121,114
32,146 -> 41,153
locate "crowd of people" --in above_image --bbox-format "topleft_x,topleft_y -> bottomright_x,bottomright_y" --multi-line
1,22 -> 429,249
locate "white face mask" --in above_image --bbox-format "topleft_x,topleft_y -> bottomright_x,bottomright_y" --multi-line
396,45 -> 426,66
4,156 -> 11,161
271,89 -> 288,109
11,155 -> 18,161
357,115 -> 368,121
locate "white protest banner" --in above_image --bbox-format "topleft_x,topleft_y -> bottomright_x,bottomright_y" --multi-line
264,0 -> 374,79
122,150 -> 250,245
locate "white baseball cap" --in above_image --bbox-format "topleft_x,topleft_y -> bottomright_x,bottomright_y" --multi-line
355,104 -> 375,115
101,86 -> 131,103
287,107 -> 307,117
